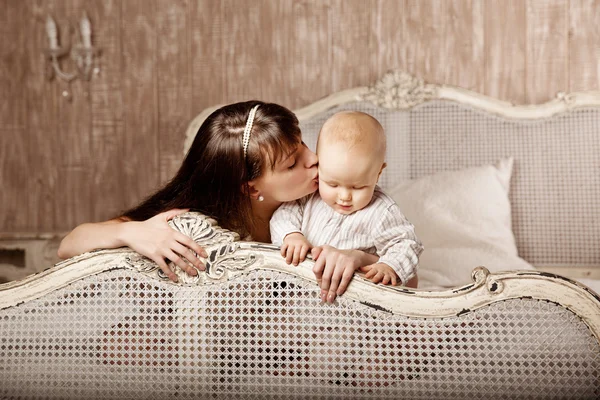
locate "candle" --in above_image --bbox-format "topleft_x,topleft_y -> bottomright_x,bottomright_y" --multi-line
46,16 -> 58,49
80,13 -> 92,48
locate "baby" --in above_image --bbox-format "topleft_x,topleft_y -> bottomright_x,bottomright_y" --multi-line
270,111 -> 423,288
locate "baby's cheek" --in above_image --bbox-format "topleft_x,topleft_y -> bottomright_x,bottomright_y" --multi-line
318,184 -> 333,204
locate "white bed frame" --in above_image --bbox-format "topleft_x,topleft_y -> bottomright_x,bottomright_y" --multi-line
1,71 -> 599,399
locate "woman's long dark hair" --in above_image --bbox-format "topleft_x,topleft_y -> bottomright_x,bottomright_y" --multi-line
121,100 -> 301,236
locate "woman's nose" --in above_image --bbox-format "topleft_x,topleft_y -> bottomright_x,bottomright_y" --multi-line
304,147 -> 318,168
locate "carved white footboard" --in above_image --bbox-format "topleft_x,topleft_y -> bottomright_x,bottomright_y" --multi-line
1,213 -> 599,399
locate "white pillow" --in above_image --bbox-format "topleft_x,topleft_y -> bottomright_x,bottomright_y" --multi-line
388,158 -> 535,290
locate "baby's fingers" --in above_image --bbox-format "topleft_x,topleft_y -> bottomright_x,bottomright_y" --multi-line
299,245 -> 309,263
382,274 -> 391,285
370,271 -> 384,284
364,268 -> 378,279
292,246 -> 302,266
281,243 -> 288,258
285,246 -> 295,264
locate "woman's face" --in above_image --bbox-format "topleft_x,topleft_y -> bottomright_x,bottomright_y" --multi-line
254,141 -> 319,203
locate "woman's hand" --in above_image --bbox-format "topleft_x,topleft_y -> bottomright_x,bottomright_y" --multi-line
311,245 -> 365,304
121,209 -> 208,282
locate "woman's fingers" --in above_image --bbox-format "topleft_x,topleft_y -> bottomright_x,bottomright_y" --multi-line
171,242 -> 201,276
175,233 -> 208,258
162,208 -> 190,221
174,236 -> 206,270
312,251 -> 326,286
336,267 -> 356,296
164,250 -> 191,279
153,256 -> 178,282
326,264 -> 345,303
320,258 -> 337,302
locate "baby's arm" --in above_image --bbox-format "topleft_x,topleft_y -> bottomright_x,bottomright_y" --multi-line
371,203 -> 424,286
270,199 -> 312,265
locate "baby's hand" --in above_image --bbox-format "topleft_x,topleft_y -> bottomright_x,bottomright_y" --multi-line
281,233 -> 312,266
359,263 -> 399,286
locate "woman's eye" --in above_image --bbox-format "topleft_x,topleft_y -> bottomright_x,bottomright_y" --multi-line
288,161 -> 296,170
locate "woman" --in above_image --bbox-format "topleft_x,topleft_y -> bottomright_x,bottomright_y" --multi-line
58,101 -> 379,302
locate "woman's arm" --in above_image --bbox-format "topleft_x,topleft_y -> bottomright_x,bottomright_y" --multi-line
57,218 -> 130,259
58,209 -> 207,282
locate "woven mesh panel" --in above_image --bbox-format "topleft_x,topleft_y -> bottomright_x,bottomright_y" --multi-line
1,269 -> 599,399
299,101 -> 600,268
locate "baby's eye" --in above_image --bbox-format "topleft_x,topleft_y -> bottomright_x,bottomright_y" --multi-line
328,183 -> 338,188
353,186 -> 366,190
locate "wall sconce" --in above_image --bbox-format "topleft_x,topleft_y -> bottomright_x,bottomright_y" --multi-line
43,13 -> 100,84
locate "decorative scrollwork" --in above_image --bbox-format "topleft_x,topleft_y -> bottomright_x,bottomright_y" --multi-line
471,266 -> 490,285
168,211 -> 239,247
122,212 -> 258,285
361,70 -> 438,109
204,242 -> 259,281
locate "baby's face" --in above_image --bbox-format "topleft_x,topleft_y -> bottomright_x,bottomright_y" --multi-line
317,141 -> 382,215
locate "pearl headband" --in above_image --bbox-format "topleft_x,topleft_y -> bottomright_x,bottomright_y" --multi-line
242,105 -> 260,159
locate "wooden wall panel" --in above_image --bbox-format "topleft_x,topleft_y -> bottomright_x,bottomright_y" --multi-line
120,0 -> 160,210
525,0 -> 569,104
88,0 -> 125,222
0,0 -> 26,130
569,0 -> 600,92
190,0 -> 224,117
484,0 -> 526,104
23,0 -> 61,231
54,0 -> 94,230
1,0 -> 600,234
399,0 -> 485,92
157,0 -> 192,183
330,0 -> 382,92
0,1 -> 27,230
275,0 -> 331,108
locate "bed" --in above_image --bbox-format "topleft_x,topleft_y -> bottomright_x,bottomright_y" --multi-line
1,70 -> 599,399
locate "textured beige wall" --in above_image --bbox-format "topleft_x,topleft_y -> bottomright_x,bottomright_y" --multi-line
1,0 -> 599,233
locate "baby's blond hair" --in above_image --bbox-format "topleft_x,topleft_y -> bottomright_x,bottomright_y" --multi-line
317,111 -> 386,163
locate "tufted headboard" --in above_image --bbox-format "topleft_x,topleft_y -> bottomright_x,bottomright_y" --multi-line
185,71 -> 600,277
